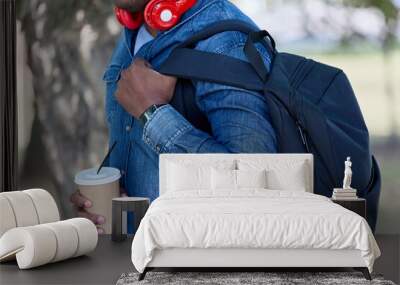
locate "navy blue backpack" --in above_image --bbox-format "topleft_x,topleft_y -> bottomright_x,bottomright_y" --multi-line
158,20 -> 381,231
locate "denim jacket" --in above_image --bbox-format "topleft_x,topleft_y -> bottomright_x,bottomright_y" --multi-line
103,0 -> 277,201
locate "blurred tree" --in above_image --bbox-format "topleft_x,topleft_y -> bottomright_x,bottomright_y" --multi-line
16,0 -> 119,217
345,0 -> 399,142
347,0 -> 398,20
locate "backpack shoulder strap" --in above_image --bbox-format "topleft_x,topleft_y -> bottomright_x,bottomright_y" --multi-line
177,19 -> 275,53
158,20 -> 275,91
159,48 -> 264,91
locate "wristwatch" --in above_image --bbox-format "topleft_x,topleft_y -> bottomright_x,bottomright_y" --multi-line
138,104 -> 166,127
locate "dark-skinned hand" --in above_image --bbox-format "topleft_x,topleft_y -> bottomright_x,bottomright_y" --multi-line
70,188 -> 127,234
115,58 -> 177,119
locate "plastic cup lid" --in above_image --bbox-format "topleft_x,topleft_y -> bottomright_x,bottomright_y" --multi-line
74,167 -> 121,186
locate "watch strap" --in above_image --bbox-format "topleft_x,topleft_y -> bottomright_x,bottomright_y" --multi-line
138,104 -> 166,126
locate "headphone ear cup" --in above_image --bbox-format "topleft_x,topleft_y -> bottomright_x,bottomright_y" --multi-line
114,7 -> 144,30
144,0 -> 176,31
144,0 -> 196,31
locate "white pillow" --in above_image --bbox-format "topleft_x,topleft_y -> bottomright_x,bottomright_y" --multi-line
266,162 -> 308,191
237,169 -> 267,189
211,169 -> 267,190
238,160 -> 309,192
167,162 -> 211,191
166,160 -> 236,192
211,168 -> 237,190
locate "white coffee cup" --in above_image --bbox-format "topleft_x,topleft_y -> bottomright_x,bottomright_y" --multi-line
74,167 -> 121,234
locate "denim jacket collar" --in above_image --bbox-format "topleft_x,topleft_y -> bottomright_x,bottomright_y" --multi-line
122,0 -> 220,61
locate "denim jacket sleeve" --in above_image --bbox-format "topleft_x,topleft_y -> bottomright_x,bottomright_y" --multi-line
142,33 -> 277,154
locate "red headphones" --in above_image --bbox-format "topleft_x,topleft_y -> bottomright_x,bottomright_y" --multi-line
114,0 -> 197,31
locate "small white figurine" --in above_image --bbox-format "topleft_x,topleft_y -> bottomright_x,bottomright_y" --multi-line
342,157 -> 353,190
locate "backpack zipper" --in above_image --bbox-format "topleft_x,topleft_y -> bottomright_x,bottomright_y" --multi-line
292,59 -> 316,154
296,121 -> 310,152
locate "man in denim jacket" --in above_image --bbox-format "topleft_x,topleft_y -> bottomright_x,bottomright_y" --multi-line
71,0 -> 277,233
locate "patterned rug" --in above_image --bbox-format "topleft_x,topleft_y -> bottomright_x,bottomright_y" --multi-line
116,272 -> 396,285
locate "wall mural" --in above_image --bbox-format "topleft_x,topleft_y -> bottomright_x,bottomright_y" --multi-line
16,0 -> 400,232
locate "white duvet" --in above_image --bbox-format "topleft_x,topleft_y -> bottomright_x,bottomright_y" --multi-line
131,190 -> 380,273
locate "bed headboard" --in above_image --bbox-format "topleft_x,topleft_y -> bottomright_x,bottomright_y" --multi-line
159,154 -> 314,195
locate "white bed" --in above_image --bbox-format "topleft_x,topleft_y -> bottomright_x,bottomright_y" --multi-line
131,154 -> 380,280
